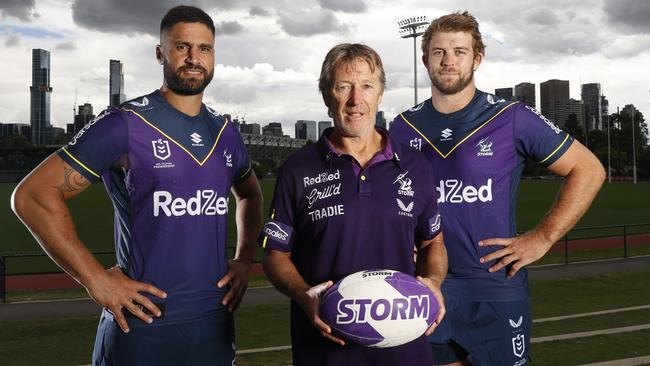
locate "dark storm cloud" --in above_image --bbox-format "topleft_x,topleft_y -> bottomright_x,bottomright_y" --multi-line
277,9 -> 349,36
249,5 -> 270,17
71,0 -> 237,36
317,0 -> 367,13
216,21 -> 245,35
604,0 -> 650,34
0,0 -> 37,20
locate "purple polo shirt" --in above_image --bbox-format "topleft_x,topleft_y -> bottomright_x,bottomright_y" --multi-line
260,128 -> 441,366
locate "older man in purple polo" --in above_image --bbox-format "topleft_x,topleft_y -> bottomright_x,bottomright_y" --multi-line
260,43 -> 448,365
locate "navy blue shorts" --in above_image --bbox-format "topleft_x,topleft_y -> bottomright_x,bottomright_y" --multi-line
428,298 -> 531,366
92,309 -> 235,366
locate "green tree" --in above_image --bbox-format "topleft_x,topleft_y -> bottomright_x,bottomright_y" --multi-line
564,114 -> 584,143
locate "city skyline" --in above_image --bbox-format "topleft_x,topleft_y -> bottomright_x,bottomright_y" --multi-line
1,0 -> 650,137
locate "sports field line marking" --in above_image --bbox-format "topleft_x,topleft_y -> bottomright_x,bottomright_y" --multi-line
10,297 -> 93,305
237,345 -> 292,355
531,323 -> 650,343
534,304 -> 650,323
576,355 -> 650,366
234,324 -> 650,355
529,254 -> 650,269
6,286 -> 276,305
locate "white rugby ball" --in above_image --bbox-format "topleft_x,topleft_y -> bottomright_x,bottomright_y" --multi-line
319,269 -> 438,348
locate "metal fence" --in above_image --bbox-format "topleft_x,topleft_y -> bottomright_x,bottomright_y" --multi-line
1,223 -> 649,303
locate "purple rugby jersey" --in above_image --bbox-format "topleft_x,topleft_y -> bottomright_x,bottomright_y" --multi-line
390,90 -> 573,301
260,128 -> 441,366
58,91 -> 251,325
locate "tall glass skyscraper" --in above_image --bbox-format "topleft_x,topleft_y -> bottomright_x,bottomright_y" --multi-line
30,48 -> 52,145
109,59 -> 125,107
581,83 -> 602,131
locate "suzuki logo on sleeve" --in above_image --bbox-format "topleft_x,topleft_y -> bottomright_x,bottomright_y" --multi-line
152,139 -> 171,160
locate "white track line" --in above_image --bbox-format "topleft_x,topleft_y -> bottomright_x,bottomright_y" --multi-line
534,305 -> 650,323
236,323 -> 650,354
531,324 -> 650,343
576,355 -> 650,366
237,345 -> 292,355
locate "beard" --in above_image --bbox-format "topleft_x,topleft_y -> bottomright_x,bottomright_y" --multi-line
164,62 -> 214,96
429,67 -> 474,95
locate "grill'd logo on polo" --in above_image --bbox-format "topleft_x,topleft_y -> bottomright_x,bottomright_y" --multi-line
436,179 -> 493,203
153,190 -> 228,217
303,169 -> 340,187
336,295 -> 430,324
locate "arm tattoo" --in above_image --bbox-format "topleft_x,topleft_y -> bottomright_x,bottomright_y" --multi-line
54,165 -> 91,192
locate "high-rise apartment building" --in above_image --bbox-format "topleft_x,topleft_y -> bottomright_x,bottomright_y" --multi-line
540,79 -> 569,125
318,121 -> 331,137
73,103 -> 95,134
514,82 -> 536,108
495,87 -> 513,100
295,120 -> 318,141
581,83 -> 602,131
30,48 -> 53,145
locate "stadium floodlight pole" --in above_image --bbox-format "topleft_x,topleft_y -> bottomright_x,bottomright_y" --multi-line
398,16 -> 429,106
607,113 -> 612,183
632,112 -> 637,185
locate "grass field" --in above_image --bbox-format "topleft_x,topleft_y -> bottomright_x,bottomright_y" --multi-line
1,269 -> 649,365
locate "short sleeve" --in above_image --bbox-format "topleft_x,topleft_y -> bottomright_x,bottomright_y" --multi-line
231,129 -> 252,184
514,104 -> 574,167
259,164 -> 296,252
57,108 -> 128,182
415,160 -> 442,243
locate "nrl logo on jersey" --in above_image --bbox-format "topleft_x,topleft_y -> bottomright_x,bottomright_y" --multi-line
409,138 -> 422,151
393,171 -> 415,197
152,139 -> 171,160
476,138 -> 494,156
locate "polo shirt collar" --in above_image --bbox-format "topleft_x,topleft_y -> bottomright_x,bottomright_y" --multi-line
317,127 -> 403,169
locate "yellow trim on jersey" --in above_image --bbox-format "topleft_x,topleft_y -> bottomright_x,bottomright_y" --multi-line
539,134 -> 570,165
123,108 -> 228,166
399,101 -> 518,159
61,147 -> 100,178
261,209 -> 276,249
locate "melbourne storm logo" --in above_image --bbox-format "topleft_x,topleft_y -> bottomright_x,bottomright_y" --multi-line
393,172 -> 415,197
152,139 -> 171,160
476,138 -> 494,156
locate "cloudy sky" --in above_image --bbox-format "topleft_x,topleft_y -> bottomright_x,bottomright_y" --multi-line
1,0 -> 650,136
